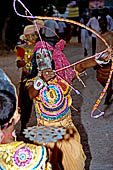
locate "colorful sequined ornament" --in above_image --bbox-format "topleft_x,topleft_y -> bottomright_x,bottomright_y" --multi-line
13,147 -> 32,167
34,77 -> 44,90
15,42 -> 34,74
34,79 -> 72,122
24,45 -> 33,73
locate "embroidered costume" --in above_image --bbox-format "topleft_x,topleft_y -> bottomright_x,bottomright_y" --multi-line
34,78 -> 72,122
15,41 -> 34,80
14,24 -> 38,132
0,141 -> 52,170
25,40 -> 86,170
15,41 -> 34,132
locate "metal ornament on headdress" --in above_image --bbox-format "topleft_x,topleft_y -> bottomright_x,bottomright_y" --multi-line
23,126 -> 66,144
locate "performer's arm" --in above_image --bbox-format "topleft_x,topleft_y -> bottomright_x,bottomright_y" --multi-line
17,59 -> 26,68
75,50 -> 111,73
27,85 -> 39,99
27,68 -> 56,100
75,58 -> 97,73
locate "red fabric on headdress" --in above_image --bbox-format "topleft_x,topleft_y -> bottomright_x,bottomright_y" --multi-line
52,39 -> 76,84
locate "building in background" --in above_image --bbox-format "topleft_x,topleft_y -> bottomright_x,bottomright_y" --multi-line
89,0 -> 104,8
104,0 -> 113,15
89,0 -> 113,9
104,0 -> 113,7
89,0 -> 113,16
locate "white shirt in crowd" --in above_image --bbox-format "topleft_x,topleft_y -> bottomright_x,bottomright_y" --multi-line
87,16 -> 100,38
58,21 -> 66,33
42,20 -> 59,38
106,15 -> 113,31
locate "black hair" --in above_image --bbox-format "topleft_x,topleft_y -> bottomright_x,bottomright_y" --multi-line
51,59 -> 55,70
92,9 -> 98,18
0,90 -> 16,128
98,16 -> 107,25
103,8 -> 109,16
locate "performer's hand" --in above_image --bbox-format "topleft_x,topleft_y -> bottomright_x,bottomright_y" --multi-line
17,59 -> 26,68
100,48 -> 112,61
95,48 -> 112,65
42,68 -> 56,82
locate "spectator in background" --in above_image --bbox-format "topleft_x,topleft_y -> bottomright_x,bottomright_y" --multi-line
14,24 -> 40,134
42,11 -> 59,46
57,16 -> 66,40
65,23 -> 74,43
87,9 -> 100,55
103,8 -> 113,31
96,16 -> 113,104
80,14 -> 90,56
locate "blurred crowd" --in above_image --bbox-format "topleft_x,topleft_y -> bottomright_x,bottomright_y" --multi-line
80,8 -> 113,56
31,7 -> 113,57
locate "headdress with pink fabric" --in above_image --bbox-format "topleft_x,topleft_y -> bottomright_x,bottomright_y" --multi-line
34,39 -> 76,84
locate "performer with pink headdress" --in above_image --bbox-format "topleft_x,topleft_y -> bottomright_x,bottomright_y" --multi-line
24,36 -> 112,170
25,39 -> 84,170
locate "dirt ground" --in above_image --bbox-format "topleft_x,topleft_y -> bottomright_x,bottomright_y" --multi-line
0,38 -> 113,170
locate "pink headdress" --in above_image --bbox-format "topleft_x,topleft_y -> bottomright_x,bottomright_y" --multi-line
52,39 -> 76,84
33,40 -> 75,84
